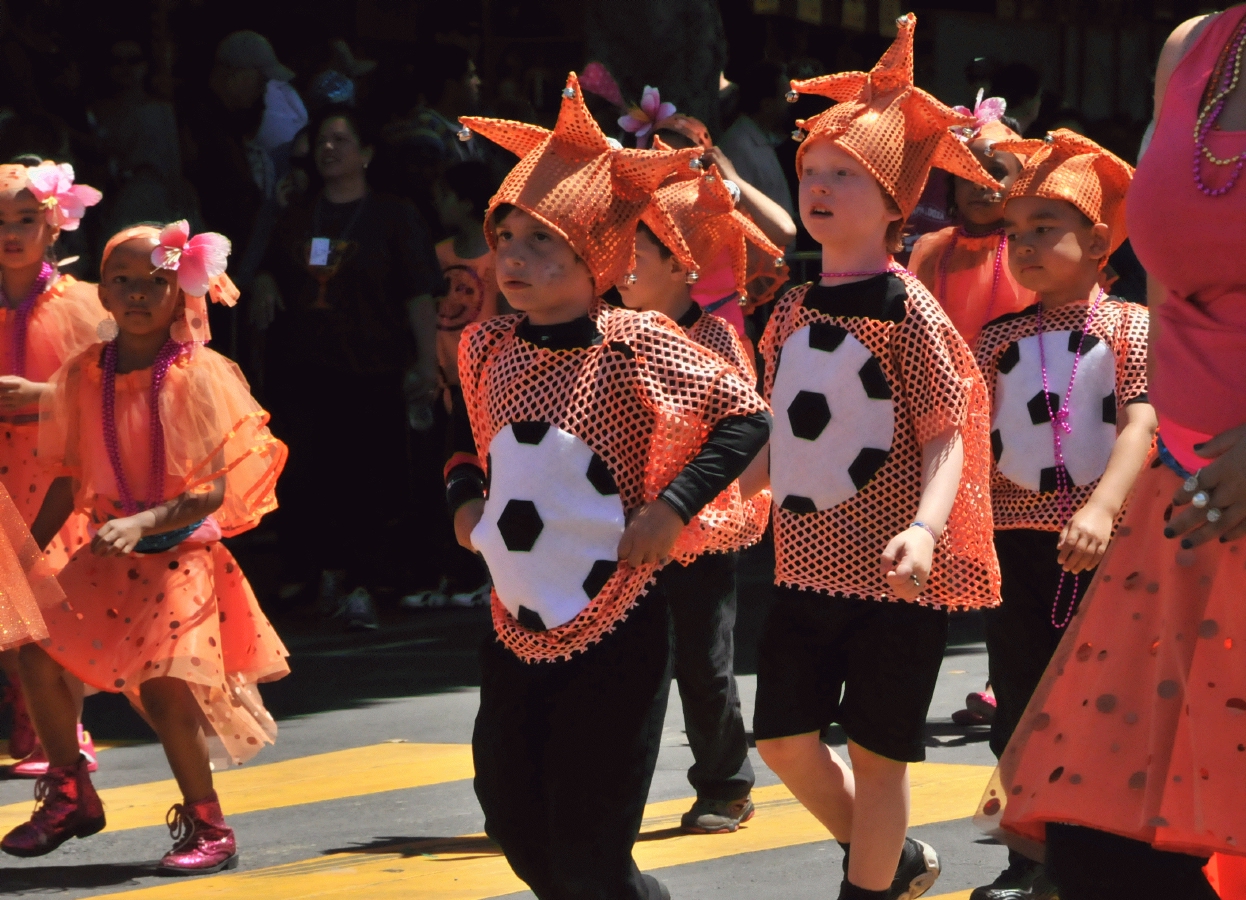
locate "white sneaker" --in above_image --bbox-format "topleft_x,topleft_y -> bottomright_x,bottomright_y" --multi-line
451,581 -> 492,607
342,587 -> 379,630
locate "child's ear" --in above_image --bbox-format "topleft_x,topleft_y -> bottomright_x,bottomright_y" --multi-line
1089,222 -> 1112,261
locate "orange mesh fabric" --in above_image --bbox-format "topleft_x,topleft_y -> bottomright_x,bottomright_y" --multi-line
759,274 -> 1000,610
640,161 -> 789,309
995,129 -> 1135,254
460,73 -> 701,294
788,13 -> 999,217
459,302 -> 768,662
976,298 -> 1150,531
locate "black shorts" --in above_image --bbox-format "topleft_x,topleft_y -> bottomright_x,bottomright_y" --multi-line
753,586 -> 949,762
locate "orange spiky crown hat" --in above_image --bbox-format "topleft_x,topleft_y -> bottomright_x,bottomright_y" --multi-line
639,151 -> 789,308
786,12 -> 1000,218
993,128 -> 1134,255
458,73 -> 701,293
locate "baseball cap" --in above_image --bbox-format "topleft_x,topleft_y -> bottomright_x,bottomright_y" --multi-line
216,31 -> 294,82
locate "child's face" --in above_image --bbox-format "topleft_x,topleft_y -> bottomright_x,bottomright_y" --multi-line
798,140 -> 901,252
493,208 -> 595,324
616,229 -> 684,312
0,192 -> 58,271
1004,197 -> 1111,295
98,238 -> 182,339
953,140 -> 1021,227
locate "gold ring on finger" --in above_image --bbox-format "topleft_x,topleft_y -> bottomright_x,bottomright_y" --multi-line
1192,490 -> 1211,509
1207,507 -> 1223,524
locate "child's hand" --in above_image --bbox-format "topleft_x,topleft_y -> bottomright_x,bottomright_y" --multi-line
617,500 -> 684,568
1058,501 -> 1113,573
92,517 -> 144,557
881,526 -> 935,601
0,376 -> 45,411
454,499 -> 485,552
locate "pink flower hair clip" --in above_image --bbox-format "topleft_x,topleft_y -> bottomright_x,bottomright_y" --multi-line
24,163 -> 102,231
150,220 -> 232,298
952,89 -> 1008,140
619,86 -> 677,148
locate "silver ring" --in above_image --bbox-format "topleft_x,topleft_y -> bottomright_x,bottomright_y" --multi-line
1183,473 -> 1201,493
1192,490 -> 1211,509
1207,507 -> 1223,524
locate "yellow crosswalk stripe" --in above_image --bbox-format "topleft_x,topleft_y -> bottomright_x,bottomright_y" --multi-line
87,761 -> 992,900
0,742 -> 474,837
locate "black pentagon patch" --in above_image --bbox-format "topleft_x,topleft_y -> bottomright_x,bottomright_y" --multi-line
1068,331 -> 1100,354
586,454 -> 618,495
787,390 -> 832,441
991,429 -> 1003,463
1102,392 -> 1117,425
516,605 -> 547,631
497,499 -> 543,551
1039,464 -> 1073,493
848,447 -> 890,490
808,321 -> 849,353
998,341 -> 1021,375
582,559 -> 617,599
511,421 -> 550,445
780,495 -> 817,514
1028,391 -> 1060,425
857,357 -> 892,400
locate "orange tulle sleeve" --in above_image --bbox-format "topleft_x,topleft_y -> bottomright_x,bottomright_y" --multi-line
37,348 -> 88,484
35,276 -> 107,371
0,480 -> 63,649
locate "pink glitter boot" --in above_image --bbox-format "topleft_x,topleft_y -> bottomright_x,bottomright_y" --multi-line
1,754 -> 106,856
158,791 -> 238,875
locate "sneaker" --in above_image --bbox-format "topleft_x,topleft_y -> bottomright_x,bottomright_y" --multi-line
1,754 -> 105,857
157,791 -> 238,875
952,707 -> 992,726
889,837 -> 941,900
341,588 -> 379,631
451,581 -> 492,608
969,861 -> 1059,900
5,683 -> 36,760
680,796 -> 755,834
11,726 -> 98,778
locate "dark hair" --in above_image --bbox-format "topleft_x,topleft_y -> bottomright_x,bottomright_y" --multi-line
990,63 -> 1041,108
635,220 -> 673,260
308,104 -> 377,153
8,153 -> 45,166
492,202 -> 516,226
1000,115 -> 1022,134
737,61 -> 785,116
443,160 -> 498,220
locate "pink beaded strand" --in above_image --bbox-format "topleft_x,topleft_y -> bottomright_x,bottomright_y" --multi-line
1036,288 -> 1104,628
0,261 -> 54,378
819,262 -> 908,279
102,338 -> 185,516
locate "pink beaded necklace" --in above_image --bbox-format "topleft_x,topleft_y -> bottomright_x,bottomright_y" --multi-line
1036,288 -> 1104,628
1192,15 -> 1246,196
819,262 -> 907,280
0,262 -> 54,378
936,227 -> 1006,326
102,338 -> 184,515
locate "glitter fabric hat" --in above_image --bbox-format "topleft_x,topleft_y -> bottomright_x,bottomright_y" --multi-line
459,72 -> 701,293
787,12 -> 999,217
994,128 -> 1135,254
639,157 -> 788,307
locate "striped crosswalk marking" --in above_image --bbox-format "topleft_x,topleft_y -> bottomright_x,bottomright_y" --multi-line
83,761 -> 992,899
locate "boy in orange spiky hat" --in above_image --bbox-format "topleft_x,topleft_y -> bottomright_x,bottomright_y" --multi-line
749,14 -> 1002,900
450,74 -> 771,899
614,160 -> 785,835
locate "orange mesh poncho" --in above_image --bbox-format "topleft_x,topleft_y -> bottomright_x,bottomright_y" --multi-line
787,12 -> 999,217
975,298 -> 1150,532
995,129 -> 1135,254
459,302 -> 768,663
760,273 -> 999,609
459,73 -> 701,294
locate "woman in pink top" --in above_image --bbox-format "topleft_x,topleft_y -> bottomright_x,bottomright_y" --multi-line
992,7 -> 1246,899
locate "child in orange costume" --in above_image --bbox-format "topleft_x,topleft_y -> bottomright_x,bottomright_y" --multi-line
908,96 -> 1035,345
0,163 -> 104,763
1,222 -> 289,875
752,15 -> 1001,900
616,160 -> 784,833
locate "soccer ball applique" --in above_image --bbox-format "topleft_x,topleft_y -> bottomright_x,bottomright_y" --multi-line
471,421 -> 625,631
770,322 -> 895,513
991,331 -> 1117,492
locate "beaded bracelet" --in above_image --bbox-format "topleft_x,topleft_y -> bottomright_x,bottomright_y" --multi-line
910,521 -> 939,543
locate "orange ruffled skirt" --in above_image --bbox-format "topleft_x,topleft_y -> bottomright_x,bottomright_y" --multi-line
0,423 -> 91,571
997,455 -> 1246,859
38,538 -> 289,766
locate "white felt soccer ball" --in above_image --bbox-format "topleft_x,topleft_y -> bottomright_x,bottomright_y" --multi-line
770,322 -> 895,512
992,331 -> 1118,492
471,422 -> 625,631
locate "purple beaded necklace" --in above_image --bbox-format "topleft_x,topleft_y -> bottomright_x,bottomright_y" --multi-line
1036,288 -> 1104,628
0,261 -> 54,377
102,338 -> 184,516
1192,16 -> 1246,196
936,227 -> 1006,326
819,262 -> 907,280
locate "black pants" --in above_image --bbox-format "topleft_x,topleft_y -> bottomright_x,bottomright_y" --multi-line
985,530 -> 1095,759
1046,824 -> 1217,900
666,552 -> 754,802
473,587 -> 673,900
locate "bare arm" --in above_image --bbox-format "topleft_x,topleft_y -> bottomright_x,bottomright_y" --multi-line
31,477 -> 76,551
738,442 -> 770,498
702,147 -> 797,248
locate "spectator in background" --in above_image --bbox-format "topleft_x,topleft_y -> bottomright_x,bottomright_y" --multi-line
989,61 -> 1060,138
719,61 -> 796,221
410,43 -> 483,167
215,31 -> 307,178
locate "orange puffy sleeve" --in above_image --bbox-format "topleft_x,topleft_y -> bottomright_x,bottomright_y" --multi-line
37,346 -> 91,484
38,276 -> 108,368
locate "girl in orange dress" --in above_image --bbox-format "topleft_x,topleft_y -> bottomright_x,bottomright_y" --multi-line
0,161 -> 104,766
908,94 -> 1035,345
0,221 -> 289,875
